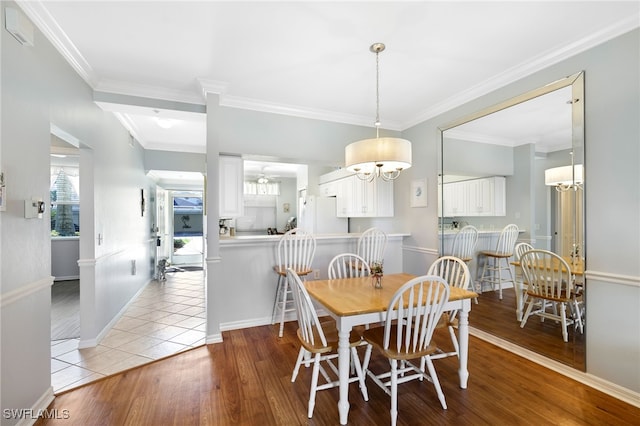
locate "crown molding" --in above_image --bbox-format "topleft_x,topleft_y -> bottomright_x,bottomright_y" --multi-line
16,0 -> 98,87
95,79 -> 204,106
402,15 -> 640,130
22,1 -> 638,131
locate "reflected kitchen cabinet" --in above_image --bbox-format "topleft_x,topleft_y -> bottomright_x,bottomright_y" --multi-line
439,176 -> 505,217
219,155 -> 244,217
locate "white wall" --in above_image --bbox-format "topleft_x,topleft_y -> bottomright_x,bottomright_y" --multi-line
0,3 -> 156,422
401,29 -> 640,393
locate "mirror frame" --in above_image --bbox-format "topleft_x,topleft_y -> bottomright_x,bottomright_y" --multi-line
437,71 -> 586,370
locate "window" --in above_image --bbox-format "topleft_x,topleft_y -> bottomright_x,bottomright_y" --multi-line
244,181 -> 280,195
50,166 -> 79,237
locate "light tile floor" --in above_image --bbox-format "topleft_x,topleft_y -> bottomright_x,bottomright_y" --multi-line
51,269 -> 206,393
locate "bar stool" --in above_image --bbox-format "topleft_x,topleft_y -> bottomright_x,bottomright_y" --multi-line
450,225 -> 478,294
477,224 -> 519,299
272,228 -> 316,337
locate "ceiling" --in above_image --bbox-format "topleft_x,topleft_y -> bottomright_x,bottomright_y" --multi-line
19,1 -> 638,159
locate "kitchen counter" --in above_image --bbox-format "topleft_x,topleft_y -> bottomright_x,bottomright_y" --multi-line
212,232 -> 410,333
220,232 -> 409,244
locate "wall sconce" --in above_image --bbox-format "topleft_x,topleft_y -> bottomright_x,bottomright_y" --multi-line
545,164 -> 583,192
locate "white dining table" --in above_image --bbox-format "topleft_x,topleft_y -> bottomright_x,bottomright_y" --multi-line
305,273 -> 477,425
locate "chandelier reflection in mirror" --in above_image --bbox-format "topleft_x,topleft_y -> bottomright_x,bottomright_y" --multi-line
345,43 -> 412,182
545,164 -> 583,192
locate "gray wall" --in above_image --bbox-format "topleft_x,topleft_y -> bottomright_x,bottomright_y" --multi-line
402,29 -> 640,392
1,2 -> 155,422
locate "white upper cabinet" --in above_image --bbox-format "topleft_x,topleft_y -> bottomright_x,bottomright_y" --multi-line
440,176 -> 505,217
219,155 -> 244,218
333,175 -> 394,218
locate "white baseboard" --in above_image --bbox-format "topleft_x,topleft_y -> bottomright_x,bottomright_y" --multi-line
78,279 -> 153,348
469,327 -> 640,408
14,386 -> 55,426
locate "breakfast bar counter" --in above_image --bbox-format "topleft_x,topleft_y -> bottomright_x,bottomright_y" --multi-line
214,232 -> 409,332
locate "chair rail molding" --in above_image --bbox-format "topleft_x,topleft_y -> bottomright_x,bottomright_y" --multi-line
584,270 -> 640,288
0,276 -> 53,307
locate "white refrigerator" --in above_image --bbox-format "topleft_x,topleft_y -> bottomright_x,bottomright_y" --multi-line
298,195 -> 348,234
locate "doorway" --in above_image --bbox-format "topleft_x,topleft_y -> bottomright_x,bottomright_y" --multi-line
170,191 -> 204,269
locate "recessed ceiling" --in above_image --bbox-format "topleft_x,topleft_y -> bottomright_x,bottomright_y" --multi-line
18,1 -> 639,155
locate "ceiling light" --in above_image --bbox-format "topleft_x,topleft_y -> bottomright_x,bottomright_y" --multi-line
154,117 -> 175,129
545,164 -> 583,192
345,43 -> 412,182
257,175 -> 269,184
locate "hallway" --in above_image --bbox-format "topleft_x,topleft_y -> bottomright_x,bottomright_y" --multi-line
50,270 -> 206,393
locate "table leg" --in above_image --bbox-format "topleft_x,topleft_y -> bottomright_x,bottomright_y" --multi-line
337,322 -> 351,425
457,302 -> 470,389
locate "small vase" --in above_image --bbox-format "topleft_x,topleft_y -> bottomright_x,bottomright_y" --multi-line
373,274 -> 383,289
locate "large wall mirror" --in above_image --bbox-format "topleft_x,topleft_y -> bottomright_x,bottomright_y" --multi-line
438,72 -> 585,370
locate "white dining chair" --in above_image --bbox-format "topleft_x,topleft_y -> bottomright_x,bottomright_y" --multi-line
477,224 -> 519,299
272,228 -> 316,337
287,268 -> 369,418
357,227 -> 387,267
327,253 -> 371,279
514,242 -> 535,321
519,249 -> 584,342
427,256 -> 471,360
362,275 -> 450,426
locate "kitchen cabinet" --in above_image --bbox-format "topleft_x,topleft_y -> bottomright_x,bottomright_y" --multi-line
219,155 -> 244,217
319,180 -> 338,197
334,175 -> 394,218
440,176 -> 505,217
442,180 -> 467,217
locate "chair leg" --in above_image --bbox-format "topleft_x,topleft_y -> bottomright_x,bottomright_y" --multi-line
424,355 -> 447,409
448,325 -> 460,358
478,256 -> 488,293
520,299 -> 535,328
271,275 -> 283,325
350,347 -> 369,401
278,277 -> 289,338
560,302 -> 568,342
390,359 -> 398,426
291,347 -> 305,382
307,354 -> 321,418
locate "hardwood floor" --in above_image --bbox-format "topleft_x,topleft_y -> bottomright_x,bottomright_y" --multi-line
471,287 -> 585,370
36,322 -> 638,425
51,280 -> 80,341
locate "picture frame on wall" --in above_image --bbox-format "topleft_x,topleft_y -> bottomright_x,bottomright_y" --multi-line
410,178 -> 427,208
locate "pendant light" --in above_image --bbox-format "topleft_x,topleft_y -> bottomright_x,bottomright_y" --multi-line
345,43 -> 412,181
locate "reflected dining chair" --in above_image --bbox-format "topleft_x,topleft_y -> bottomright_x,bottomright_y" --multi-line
357,227 -> 387,268
427,256 -> 471,359
477,224 -> 519,299
450,225 -> 478,297
287,268 -> 369,419
362,275 -> 450,426
519,249 -> 584,342
513,242 -> 535,321
272,228 -> 316,337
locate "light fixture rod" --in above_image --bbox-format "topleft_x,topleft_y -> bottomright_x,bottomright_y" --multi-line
371,43 -> 385,138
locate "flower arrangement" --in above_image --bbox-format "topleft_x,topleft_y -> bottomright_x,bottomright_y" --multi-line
371,261 -> 383,288
371,261 -> 383,276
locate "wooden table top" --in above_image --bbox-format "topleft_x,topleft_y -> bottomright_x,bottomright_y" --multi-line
511,256 -> 584,276
305,273 -> 478,317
